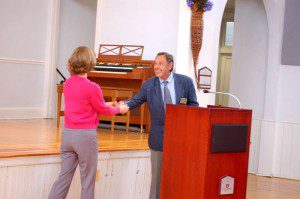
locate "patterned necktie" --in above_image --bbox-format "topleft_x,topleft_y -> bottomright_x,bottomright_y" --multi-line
163,81 -> 172,109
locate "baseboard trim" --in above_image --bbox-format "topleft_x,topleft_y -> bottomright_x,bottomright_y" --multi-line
0,107 -> 43,119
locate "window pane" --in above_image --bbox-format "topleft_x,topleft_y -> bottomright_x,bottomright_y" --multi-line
225,22 -> 234,46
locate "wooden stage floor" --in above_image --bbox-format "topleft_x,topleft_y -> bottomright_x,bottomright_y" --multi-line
0,119 -> 300,198
0,119 -> 149,158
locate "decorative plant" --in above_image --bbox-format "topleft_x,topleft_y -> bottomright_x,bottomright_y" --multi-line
187,0 -> 214,11
187,0 -> 213,89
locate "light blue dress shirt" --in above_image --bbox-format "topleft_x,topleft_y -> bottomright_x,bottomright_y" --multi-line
159,73 -> 176,104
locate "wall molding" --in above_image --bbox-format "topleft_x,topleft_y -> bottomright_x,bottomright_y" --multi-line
43,0 -> 61,118
0,107 -> 43,119
0,58 -> 45,65
0,150 -> 150,168
252,117 -> 300,125
249,118 -> 300,180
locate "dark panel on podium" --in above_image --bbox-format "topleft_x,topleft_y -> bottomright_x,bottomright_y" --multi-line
211,124 -> 248,153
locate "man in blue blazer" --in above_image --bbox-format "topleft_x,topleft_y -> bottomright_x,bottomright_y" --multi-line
126,52 -> 199,199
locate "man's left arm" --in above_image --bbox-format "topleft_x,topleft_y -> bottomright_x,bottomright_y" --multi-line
186,77 -> 199,106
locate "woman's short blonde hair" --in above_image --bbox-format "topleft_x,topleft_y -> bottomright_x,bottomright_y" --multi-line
67,46 -> 96,75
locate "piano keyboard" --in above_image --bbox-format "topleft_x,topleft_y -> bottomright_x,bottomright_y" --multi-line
94,63 -> 151,73
94,65 -> 133,73
94,71 -> 127,74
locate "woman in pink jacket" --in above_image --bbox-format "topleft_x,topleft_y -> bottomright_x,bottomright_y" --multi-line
48,46 -> 129,199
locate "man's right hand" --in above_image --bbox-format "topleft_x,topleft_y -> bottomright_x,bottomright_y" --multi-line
119,104 -> 129,114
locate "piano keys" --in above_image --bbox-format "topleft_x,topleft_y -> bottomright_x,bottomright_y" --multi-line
94,65 -> 133,73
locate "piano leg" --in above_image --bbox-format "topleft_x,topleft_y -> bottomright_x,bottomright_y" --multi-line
57,84 -> 63,128
140,104 -> 145,134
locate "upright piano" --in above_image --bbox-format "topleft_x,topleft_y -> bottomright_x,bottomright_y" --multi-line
88,44 -> 155,132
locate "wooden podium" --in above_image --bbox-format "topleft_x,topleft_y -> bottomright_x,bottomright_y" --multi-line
160,105 -> 252,199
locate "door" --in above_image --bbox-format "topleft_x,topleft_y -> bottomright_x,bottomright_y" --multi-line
216,19 -> 234,106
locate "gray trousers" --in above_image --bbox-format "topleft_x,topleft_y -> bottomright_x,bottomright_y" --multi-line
149,150 -> 163,199
48,128 -> 98,199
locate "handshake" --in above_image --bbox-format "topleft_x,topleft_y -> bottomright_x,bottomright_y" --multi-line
106,101 -> 129,114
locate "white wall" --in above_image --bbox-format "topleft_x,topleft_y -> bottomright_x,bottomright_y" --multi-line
0,0 -> 50,119
231,0 -> 300,180
230,0 -> 268,118
57,0 -> 97,80
0,0 -> 97,119
95,0 -> 180,61
277,66 -> 300,123
258,0 -> 300,179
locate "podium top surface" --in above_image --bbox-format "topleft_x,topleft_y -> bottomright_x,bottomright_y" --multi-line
166,104 -> 252,113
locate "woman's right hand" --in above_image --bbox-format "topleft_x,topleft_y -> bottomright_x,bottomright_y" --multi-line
119,104 -> 129,114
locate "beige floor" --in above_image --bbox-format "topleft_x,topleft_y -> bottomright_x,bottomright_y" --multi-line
0,119 -> 300,198
246,174 -> 300,199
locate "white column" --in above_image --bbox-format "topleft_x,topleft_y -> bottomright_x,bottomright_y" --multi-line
257,0 -> 286,176
43,0 -> 60,118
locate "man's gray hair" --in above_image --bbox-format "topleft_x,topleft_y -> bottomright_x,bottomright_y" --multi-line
156,52 -> 174,64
